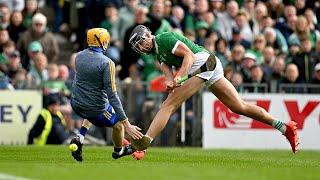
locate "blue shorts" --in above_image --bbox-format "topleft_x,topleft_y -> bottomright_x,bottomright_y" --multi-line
71,101 -> 119,127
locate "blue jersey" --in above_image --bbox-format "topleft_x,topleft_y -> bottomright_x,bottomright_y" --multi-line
71,48 -> 127,121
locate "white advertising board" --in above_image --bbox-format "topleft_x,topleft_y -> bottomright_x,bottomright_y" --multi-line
202,93 -> 320,150
0,91 -> 42,144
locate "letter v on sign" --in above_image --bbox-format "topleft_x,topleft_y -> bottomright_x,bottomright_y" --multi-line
284,101 -> 320,130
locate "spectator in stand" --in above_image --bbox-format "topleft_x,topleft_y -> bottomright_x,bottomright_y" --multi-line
118,0 -> 140,43
184,29 -> 196,42
216,0 -> 238,41
266,0 -> 285,20
21,40 -> 43,71
215,38 -> 230,68
7,10 -> 26,43
224,66 -> 233,81
295,0 -> 307,15
0,40 -> 15,73
5,50 -> 22,80
17,13 -> 59,63
203,11 -> 219,33
247,34 -> 266,64
12,68 -> 27,89
252,2 -> 268,34
203,38 -> 215,54
42,63 -> 70,97
178,0 -> 195,17
230,71 -> 244,92
261,46 -> 276,78
235,10 -> 255,42
209,0 -> 225,15
227,43 -> 245,72
0,3 -> 11,29
59,64 -> 72,90
247,64 -> 268,93
58,64 -> 69,82
263,26 -> 288,55
167,5 -> 185,31
151,0 -> 172,35
286,41 -> 300,64
242,0 -> 255,18
241,51 -> 257,82
269,56 -> 286,87
184,0 -> 209,31
279,63 -> 304,93
228,27 -> 250,49
100,3 -> 120,42
305,8 -> 319,31
260,15 -> 274,32
195,21 -> 209,46
163,0 -> 172,19
22,0 -> 38,29
0,28 -> 11,53
275,5 -> 297,41
100,3 -> 121,63
292,38 -> 314,83
27,52 -> 48,89
288,16 -> 319,49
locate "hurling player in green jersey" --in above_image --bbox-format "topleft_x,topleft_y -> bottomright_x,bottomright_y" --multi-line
128,25 -> 298,153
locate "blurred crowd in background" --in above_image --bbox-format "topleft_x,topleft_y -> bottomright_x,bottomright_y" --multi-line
0,0 -> 319,146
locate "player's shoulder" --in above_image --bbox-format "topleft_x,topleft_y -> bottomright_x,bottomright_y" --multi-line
100,56 -> 115,69
156,31 -> 175,38
156,32 -> 178,45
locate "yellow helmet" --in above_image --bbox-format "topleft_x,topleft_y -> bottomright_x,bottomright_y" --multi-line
87,28 -> 110,50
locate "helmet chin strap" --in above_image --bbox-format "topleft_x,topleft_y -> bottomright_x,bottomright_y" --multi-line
94,34 -> 108,55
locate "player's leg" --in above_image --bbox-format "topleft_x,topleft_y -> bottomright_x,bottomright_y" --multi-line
70,119 -> 92,162
209,78 -> 275,125
112,121 -> 124,148
78,119 -> 92,142
208,77 -> 298,153
148,77 -> 204,138
131,77 -> 205,150
101,105 -> 135,159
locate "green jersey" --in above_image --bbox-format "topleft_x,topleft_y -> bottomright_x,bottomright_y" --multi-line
154,32 -> 206,67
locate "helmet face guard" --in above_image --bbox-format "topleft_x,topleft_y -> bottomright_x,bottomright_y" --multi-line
129,25 -> 153,54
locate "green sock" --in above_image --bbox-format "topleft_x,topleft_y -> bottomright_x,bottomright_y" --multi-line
272,120 -> 286,134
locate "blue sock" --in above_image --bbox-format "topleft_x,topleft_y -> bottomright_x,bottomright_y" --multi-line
79,127 -> 88,136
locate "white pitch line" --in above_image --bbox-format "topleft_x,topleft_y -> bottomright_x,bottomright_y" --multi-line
0,173 -> 31,180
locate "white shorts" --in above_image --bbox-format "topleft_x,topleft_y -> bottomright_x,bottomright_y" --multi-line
188,51 -> 224,86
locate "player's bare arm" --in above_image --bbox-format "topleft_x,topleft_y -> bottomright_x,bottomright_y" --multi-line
160,62 -> 176,92
172,42 -> 195,83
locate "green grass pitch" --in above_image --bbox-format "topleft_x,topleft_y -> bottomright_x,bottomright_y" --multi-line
0,146 -> 319,180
